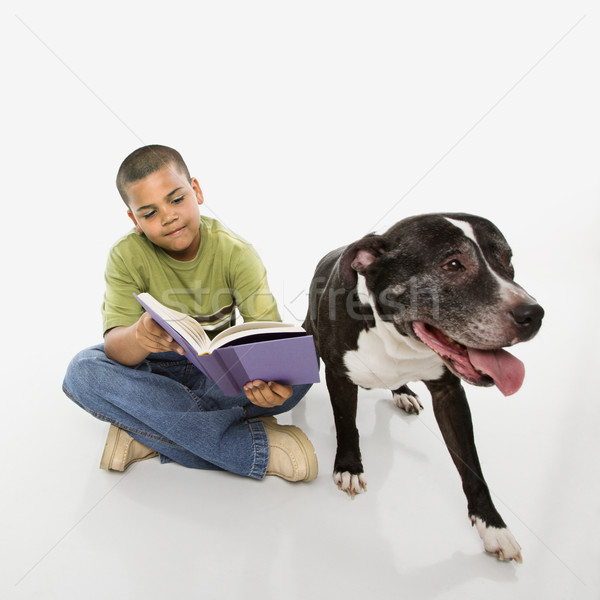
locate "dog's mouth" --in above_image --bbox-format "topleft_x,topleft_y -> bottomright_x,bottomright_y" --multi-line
412,322 -> 525,396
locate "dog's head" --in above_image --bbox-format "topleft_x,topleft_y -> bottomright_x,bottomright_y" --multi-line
340,213 -> 544,395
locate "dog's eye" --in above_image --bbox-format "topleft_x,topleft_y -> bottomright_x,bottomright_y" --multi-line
442,259 -> 465,272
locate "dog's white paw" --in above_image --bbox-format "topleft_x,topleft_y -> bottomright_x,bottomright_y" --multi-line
471,517 -> 523,563
393,391 -> 424,414
333,471 -> 367,498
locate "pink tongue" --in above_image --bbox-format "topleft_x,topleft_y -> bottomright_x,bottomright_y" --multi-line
467,348 -> 525,396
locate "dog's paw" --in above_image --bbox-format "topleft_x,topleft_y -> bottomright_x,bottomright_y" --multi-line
333,471 -> 367,498
392,388 -> 424,414
471,516 -> 523,563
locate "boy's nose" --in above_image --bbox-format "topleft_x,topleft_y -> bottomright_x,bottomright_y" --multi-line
162,212 -> 178,226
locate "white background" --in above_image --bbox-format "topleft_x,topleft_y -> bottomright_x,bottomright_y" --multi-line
2,1 -> 599,599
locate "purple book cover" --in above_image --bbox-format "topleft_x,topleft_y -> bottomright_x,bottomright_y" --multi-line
213,336 -> 320,393
134,294 -> 320,396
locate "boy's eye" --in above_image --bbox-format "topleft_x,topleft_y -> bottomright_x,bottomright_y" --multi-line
143,210 -> 156,219
172,196 -> 184,204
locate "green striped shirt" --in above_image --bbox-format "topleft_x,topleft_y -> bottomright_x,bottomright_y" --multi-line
102,216 -> 281,337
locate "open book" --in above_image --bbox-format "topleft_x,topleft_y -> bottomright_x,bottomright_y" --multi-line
135,293 -> 320,396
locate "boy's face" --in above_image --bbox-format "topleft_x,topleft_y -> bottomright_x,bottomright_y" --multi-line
126,164 -> 204,261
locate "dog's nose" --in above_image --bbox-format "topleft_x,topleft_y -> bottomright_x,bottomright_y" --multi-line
511,302 -> 544,337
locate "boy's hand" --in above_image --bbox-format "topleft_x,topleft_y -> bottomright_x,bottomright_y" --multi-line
244,380 -> 292,407
135,312 -> 185,355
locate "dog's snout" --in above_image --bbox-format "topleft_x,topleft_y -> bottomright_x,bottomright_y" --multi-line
511,303 -> 544,336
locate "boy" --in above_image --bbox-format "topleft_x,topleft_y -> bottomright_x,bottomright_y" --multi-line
62,145 -> 317,482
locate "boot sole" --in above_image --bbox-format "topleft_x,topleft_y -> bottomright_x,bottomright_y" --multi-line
99,424 -> 123,471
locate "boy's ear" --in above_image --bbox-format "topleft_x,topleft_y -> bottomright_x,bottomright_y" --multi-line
191,178 -> 204,206
127,210 -> 144,233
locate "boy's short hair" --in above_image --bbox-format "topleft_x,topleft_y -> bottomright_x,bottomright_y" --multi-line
116,145 -> 191,206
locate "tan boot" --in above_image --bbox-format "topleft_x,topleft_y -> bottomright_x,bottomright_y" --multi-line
261,417 -> 318,482
99,424 -> 158,471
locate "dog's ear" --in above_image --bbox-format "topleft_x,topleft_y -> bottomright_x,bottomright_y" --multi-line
340,234 -> 388,289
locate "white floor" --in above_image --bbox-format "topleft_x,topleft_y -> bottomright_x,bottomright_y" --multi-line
2,2 -> 600,599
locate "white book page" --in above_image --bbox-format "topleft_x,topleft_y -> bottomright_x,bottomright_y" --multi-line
208,321 -> 305,351
137,293 -> 210,352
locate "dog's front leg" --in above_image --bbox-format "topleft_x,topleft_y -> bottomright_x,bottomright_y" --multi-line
325,368 -> 366,497
425,371 -> 523,563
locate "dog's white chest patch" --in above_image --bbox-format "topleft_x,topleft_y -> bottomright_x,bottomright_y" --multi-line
343,276 -> 445,390
344,327 -> 444,389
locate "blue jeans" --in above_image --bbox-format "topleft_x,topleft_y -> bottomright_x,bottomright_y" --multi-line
62,345 -> 312,479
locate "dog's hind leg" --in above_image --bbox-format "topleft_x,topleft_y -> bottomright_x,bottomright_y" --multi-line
325,368 -> 367,497
425,370 -> 523,563
392,385 -> 423,414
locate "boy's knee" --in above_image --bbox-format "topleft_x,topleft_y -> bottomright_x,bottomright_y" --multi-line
63,345 -> 107,396
292,382 -> 312,400
283,382 -> 312,411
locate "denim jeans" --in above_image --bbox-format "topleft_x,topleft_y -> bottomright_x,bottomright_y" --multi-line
62,345 -> 312,479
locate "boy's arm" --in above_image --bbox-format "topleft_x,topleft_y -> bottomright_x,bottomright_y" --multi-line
104,312 -> 184,366
102,242 -> 183,365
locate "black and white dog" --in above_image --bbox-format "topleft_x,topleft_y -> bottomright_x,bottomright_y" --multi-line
303,213 -> 544,563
